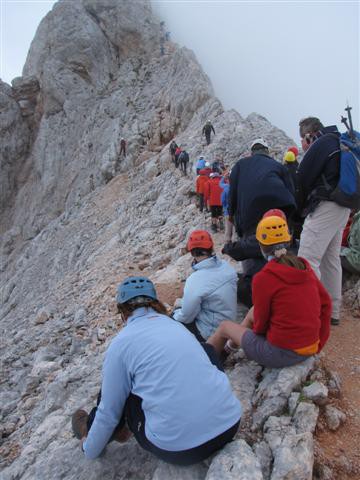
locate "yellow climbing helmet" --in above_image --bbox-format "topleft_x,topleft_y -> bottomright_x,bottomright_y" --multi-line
256,216 -> 292,246
283,151 -> 296,163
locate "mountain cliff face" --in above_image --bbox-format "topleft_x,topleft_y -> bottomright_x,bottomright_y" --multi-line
2,1 -> 351,479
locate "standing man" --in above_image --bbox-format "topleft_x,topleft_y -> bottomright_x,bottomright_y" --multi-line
297,117 -> 350,325
120,138 -> 126,157
223,138 -> 296,307
202,120 -> 215,145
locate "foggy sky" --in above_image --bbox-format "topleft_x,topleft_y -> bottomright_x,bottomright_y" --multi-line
1,0 -> 359,143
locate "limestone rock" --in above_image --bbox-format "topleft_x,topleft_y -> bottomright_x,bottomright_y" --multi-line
152,461 -> 208,480
293,402 -> 319,434
252,358 -> 315,430
324,405 -> 346,431
253,441 -> 272,480
327,371 -> 342,398
206,440 -> 263,480
270,432 -> 314,480
263,416 -> 295,454
288,392 -> 300,416
302,382 -> 328,405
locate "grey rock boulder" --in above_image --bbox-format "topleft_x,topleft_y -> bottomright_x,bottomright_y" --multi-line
293,402 -> 319,434
324,405 -> 346,431
270,432 -> 314,480
302,381 -> 328,405
152,461 -> 208,480
206,440 -> 263,480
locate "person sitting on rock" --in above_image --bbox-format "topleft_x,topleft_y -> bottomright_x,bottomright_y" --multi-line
72,276 -> 241,464
173,231 -> 237,342
207,215 -> 331,369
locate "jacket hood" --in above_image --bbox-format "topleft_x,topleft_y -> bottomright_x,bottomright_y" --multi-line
321,125 -> 340,137
261,257 -> 314,285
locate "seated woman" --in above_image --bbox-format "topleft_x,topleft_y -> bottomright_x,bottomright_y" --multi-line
172,230 -> 238,342
72,276 -> 241,465
207,215 -> 331,369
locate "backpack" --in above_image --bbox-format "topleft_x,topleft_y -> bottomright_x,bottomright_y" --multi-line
328,131 -> 360,209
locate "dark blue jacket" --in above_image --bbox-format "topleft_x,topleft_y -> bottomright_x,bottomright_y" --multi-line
297,126 -> 340,215
229,153 -> 296,235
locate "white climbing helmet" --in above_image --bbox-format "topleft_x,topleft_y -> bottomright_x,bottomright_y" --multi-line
250,138 -> 269,150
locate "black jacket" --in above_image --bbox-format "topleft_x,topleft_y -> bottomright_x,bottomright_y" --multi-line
222,236 -> 265,279
229,153 -> 296,235
297,126 -> 340,215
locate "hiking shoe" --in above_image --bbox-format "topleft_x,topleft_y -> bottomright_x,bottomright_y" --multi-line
72,409 -> 89,439
331,318 -> 340,326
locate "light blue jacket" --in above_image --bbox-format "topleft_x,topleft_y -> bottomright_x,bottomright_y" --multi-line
83,307 -> 241,459
220,178 -> 230,216
196,158 -> 206,170
173,256 -> 238,339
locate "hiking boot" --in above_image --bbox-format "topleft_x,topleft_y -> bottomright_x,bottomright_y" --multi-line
331,317 -> 340,326
112,424 -> 133,443
72,409 -> 89,439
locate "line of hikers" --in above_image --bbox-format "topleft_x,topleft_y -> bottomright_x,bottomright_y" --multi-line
72,114 -> 359,466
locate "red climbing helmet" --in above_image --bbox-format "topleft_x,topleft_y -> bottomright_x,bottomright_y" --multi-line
262,209 -> 287,220
187,230 -> 214,251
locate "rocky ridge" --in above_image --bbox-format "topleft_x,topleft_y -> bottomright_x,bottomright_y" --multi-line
0,1 -> 356,479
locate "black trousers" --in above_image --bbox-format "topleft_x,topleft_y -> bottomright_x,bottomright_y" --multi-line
87,344 -> 238,465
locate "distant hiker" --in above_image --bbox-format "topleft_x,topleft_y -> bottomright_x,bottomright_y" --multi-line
220,173 -> 233,242
196,155 -> 206,174
174,146 -> 182,168
196,168 -> 210,212
205,172 -> 224,233
169,140 -> 178,163
202,120 -> 215,145
341,210 -> 360,274
89,174 -> 95,192
297,117 -> 351,325
224,138 -> 296,307
179,150 -> 190,176
202,161 -> 212,177
208,215 -> 331,369
120,138 -> 126,157
72,276 -> 241,464
173,231 -> 237,342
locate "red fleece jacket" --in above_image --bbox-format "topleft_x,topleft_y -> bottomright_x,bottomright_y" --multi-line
252,258 -> 331,352
205,176 -> 223,206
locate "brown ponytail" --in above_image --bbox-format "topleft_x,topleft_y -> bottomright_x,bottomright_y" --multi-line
276,252 -> 306,270
117,299 -> 168,320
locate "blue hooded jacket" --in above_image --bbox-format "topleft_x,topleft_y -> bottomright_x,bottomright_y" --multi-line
173,256 -> 237,339
220,177 -> 229,216
196,158 -> 206,170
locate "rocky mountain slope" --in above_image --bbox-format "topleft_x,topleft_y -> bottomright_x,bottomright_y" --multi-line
1,1 -> 358,479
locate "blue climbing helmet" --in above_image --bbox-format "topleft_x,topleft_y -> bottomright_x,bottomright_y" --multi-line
116,276 -> 157,304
